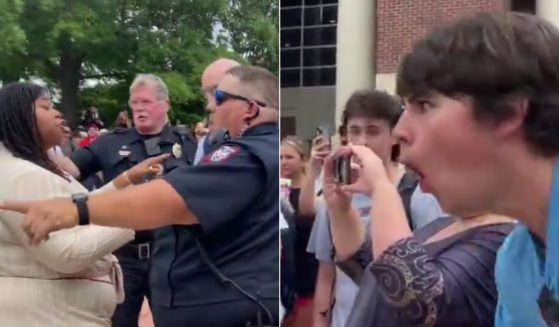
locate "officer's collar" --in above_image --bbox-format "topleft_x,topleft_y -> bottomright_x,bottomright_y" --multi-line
158,124 -> 177,144
134,124 -> 175,144
242,122 -> 278,137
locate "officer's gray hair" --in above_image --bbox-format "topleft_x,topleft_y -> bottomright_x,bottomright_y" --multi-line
226,66 -> 278,110
129,74 -> 169,101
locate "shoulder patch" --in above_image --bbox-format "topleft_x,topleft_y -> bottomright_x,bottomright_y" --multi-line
202,145 -> 241,163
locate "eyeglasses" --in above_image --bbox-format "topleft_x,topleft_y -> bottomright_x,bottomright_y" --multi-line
215,89 -> 266,107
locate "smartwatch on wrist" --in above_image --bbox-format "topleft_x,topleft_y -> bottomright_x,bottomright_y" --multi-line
71,193 -> 90,225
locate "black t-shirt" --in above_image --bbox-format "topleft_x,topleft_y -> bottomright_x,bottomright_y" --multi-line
289,187 -> 319,297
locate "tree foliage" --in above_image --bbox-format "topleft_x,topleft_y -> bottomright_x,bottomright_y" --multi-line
0,0 -> 278,127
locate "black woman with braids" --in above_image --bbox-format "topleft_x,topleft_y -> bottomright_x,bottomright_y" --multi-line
0,82 -> 167,326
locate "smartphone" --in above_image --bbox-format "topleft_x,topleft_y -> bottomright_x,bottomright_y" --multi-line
315,125 -> 330,144
334,154 -> 352,185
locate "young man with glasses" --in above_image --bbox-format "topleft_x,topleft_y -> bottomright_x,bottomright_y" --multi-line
2,65 -> 280,327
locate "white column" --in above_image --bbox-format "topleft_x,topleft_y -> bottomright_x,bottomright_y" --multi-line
334,0 -> 376,127
537,0 -> 559,28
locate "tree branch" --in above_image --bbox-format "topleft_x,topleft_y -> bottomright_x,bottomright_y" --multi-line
43,58 -> 59,81
80,72 -> 127,80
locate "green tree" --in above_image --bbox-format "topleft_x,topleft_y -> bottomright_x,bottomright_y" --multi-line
0,0 -> 278,125
221,0 -> 279,73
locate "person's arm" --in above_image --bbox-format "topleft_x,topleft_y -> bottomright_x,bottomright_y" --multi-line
313,262 -> 336,327
299,138 -> 329,216
6,144 -> 265,243
370,178 -> 413,259
48,151 -> 81,178
1,169 -> 134,274
90,153 -> 170,193
306,201 -> 337,327
69,136 -> 109,179
329,207 -> 366,261
85,179 -> 191,229
298,172 -> 319,216
370,223 -> 514,326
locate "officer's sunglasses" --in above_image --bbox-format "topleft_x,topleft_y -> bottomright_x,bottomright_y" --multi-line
215,89 -> 266,108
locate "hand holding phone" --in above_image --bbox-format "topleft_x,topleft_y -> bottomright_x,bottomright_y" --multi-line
310,125 -> 332,178
315,125 -> 330,145
333,154 -> 352,185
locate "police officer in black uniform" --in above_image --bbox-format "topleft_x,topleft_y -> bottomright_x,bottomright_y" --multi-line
65,74 -> 197,327
13,65 -> 280,327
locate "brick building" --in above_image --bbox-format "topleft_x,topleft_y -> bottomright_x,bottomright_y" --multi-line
280,0 -> 558,139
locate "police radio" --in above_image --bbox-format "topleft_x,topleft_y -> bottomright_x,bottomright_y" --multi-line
142,136 -> 163,182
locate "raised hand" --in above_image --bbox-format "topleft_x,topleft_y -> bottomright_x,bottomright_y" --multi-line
339,144 -> 390,196
126,153 -> 170,184
308,135 -> 331,179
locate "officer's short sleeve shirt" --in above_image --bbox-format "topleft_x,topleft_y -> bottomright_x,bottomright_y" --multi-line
70,137 -> 107,179
163,142 -> 265,234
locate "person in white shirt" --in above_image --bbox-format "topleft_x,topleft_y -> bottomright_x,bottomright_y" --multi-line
0,82 -> 167,327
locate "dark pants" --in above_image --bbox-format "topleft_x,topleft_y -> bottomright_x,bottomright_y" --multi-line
111,254 -> 151,327
152,299 -> 279,327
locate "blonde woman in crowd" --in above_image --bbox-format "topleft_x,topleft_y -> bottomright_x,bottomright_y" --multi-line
281,136 -> 319,327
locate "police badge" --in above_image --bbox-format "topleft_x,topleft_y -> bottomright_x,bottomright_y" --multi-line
172,143 -> 182,159
118,145 -> 131,158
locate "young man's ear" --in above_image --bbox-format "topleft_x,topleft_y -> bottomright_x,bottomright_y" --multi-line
494,98 -> 529,138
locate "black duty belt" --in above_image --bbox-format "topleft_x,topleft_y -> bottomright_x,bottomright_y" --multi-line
114,242 -> 151,260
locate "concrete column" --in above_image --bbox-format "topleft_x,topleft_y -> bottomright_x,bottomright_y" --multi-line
537,0 -> 559,28
334,0 -> 376,128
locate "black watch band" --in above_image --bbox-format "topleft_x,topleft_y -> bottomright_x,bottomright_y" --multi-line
71,193 -> 90,225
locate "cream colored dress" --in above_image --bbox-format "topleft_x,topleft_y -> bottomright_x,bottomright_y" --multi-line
0,143 -> 134,326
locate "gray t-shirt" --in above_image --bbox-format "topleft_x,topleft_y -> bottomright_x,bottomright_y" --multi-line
307,186 -> 443,327
307,194 -> 372,327
410,186 -> 447,229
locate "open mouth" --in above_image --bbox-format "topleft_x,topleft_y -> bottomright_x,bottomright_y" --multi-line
406,164 -> 430,193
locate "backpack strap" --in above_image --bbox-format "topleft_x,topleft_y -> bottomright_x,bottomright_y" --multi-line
397,172 -> 419,230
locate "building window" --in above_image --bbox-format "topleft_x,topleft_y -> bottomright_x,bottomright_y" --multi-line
281,49 -> 301,68
303,67 -> 336,86
280,1 -> 338,87
509,0 -> 536,13
304,6 -> 338,26
282,0 -> 302,7
281,69 -> 301,88
305,0 -> 338,5
303,47 -> 336,66
281,8 -> 302,27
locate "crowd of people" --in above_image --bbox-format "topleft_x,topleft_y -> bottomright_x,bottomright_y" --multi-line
0,58 -> 279,327
281,11 -> 559,327
2,8 -> 559,327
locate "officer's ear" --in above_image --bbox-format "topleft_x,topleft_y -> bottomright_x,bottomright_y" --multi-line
163,99 -> 171,112
245,100 -> 260,121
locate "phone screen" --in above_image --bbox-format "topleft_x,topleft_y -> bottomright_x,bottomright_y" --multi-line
316,125 -> 330,144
